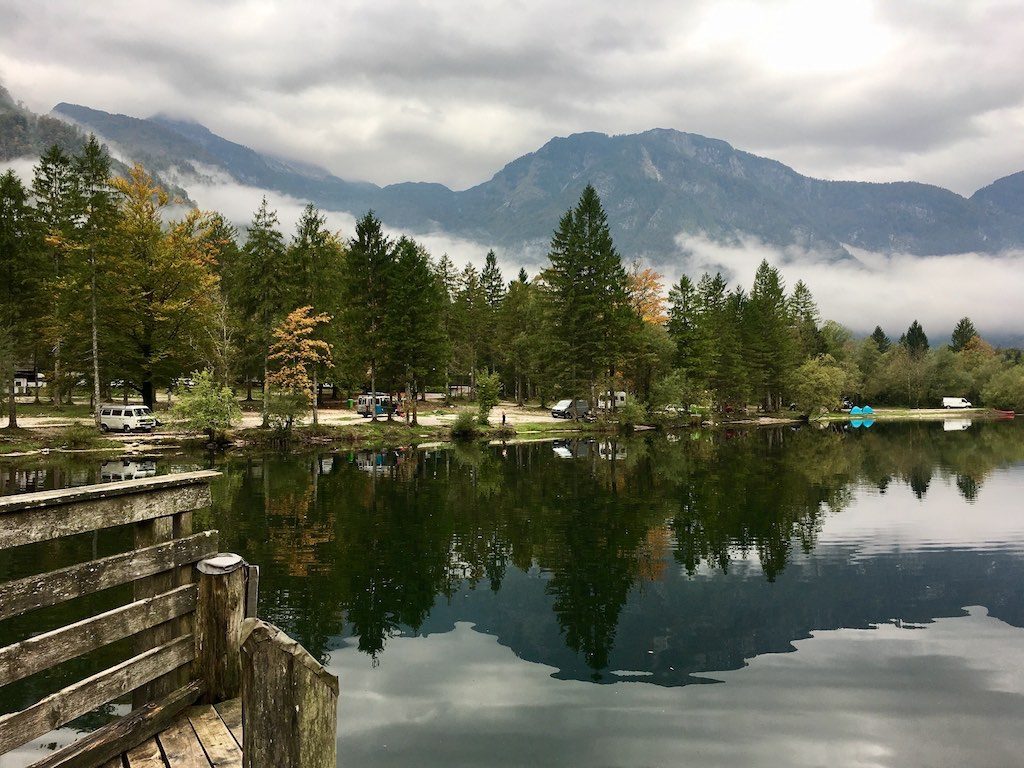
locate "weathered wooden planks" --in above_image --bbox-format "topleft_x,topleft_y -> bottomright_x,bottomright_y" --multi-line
125,738 -> 166,768
0,530 -> 217,621
240,619 -> 338,768
158,717 -> 208,768
213,699 -> 242,748
0,635 -> 195,754
187,705 -> 242,767
0,474 -> 217,550
0,584 -> 197,687
27,680 -> 203,768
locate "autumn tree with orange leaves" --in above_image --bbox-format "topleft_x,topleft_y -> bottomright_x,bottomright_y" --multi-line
268,306 -> 333,430
627,263 -> 667,325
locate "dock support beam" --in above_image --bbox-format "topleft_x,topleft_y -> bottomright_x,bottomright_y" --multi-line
196,553 -> 246,703
240,618 -> 339,768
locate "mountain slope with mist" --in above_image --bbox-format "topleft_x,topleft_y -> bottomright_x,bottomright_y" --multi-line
2,89 -> 1022,264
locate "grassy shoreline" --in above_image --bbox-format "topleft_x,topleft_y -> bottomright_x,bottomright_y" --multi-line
1,407 -> 1015,458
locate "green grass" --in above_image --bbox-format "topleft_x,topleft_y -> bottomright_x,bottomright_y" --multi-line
0,424 -> 120,454
11,402 -> 95,419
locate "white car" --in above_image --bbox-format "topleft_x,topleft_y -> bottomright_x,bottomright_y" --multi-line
98,405 -> 157,433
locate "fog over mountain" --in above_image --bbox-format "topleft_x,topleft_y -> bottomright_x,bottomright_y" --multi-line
3,91 -> 1024,344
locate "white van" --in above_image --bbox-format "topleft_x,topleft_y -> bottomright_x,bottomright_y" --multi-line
98,405 -> 157,433
941,397 -> 972,409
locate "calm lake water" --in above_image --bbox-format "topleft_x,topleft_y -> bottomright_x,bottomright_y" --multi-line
2,419 -> 1024,767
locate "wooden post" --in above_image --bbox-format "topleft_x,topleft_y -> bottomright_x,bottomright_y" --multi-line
196,553 -> 246,703
240,618 -> 338,768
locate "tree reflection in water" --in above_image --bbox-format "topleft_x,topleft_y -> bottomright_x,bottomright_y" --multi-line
186,420 -> 1024,680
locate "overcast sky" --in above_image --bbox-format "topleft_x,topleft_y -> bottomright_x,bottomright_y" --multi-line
1,0 -> 1023,194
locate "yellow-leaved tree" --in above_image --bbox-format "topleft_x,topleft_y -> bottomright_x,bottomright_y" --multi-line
267,306 -> 332,430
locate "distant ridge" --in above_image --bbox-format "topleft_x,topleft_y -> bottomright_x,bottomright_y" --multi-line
3,93 -> 1022,263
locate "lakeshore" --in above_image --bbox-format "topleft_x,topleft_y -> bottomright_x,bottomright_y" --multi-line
0,397 -> 1013,458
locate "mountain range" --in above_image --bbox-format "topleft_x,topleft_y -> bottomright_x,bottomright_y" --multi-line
3,86 -> 1024,264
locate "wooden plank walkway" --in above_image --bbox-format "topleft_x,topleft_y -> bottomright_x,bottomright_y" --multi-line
104,699 -> 243,768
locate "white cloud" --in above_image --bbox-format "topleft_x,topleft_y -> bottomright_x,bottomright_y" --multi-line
670,231 -> 1024,340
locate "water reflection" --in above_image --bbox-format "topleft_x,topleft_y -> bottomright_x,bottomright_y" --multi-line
3,420 -> 1024,692
180,420 -> 1024,686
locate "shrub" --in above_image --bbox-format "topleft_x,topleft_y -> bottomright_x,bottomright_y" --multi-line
982,365 -> 1024,411
476,369 -> 501,425
59,422 -> 102,449
616,397 -> 648,430
171,369 -> 241,443
451,411 -> 479,440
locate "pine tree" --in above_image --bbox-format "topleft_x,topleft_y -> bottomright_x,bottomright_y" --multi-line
543,184 -> 631,402
667,275 -> 698,377
480,250 -> 505,371
746,260 -> 797,410
902,319 -> 929,359
288,203 -> 344,422
31,145 -> 77,406
870,326 -> 891,353
73,135 -> 118,418
342,211 -> 395,421
0,170 -> 41,428
950,317 -> 978,352
788,279 -> 820,358
451,264 -> 487,395
236,197 -> 289,425
383,237 -> 447,425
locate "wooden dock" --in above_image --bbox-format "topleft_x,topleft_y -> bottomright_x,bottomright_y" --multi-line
0,472 -> 338,768
110,700 -> 242,768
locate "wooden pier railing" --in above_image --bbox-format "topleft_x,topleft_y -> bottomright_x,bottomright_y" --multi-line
0,471 -> 338,768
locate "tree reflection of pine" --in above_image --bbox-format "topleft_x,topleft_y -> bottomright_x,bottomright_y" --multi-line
4,420 -> 1022,682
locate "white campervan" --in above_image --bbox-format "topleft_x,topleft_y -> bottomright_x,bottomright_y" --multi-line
598,391 -> 627,410
98,405 -> 157,433
941,397 -> 972,409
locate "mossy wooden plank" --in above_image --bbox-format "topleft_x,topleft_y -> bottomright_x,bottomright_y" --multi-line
0,635 -> 194,755
240,619 -> 338,768
0,478 -> 215,550
0,584 -> 197,687
187,705 -> 242,767
158,717 -> 210,768
0,531 -> 217,621
125,738 -> 167,767
25,680 -> 202,768
213,699 -> 242,748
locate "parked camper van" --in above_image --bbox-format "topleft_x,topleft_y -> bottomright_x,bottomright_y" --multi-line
98,405 -> 157,433
942,397 -> 972,409
357,392 -> 393,417
598,391 -> 627,410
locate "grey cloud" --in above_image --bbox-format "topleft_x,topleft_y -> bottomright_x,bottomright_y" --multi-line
0,0 -> 1022,192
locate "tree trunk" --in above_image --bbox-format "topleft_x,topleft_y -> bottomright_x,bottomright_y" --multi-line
405,375 -> 411,426
262,351 -> 270,428
246,379 -> 253,401
312,369 -> 319,427
91,260 -> 101,425
7,359 -> 17,429
141,378 -> 156,409
53,339 -> 61,410
412,378 -> 419,426
370,362 -> 378,422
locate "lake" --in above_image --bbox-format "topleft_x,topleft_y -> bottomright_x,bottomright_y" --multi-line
2,419 -> 1024,767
